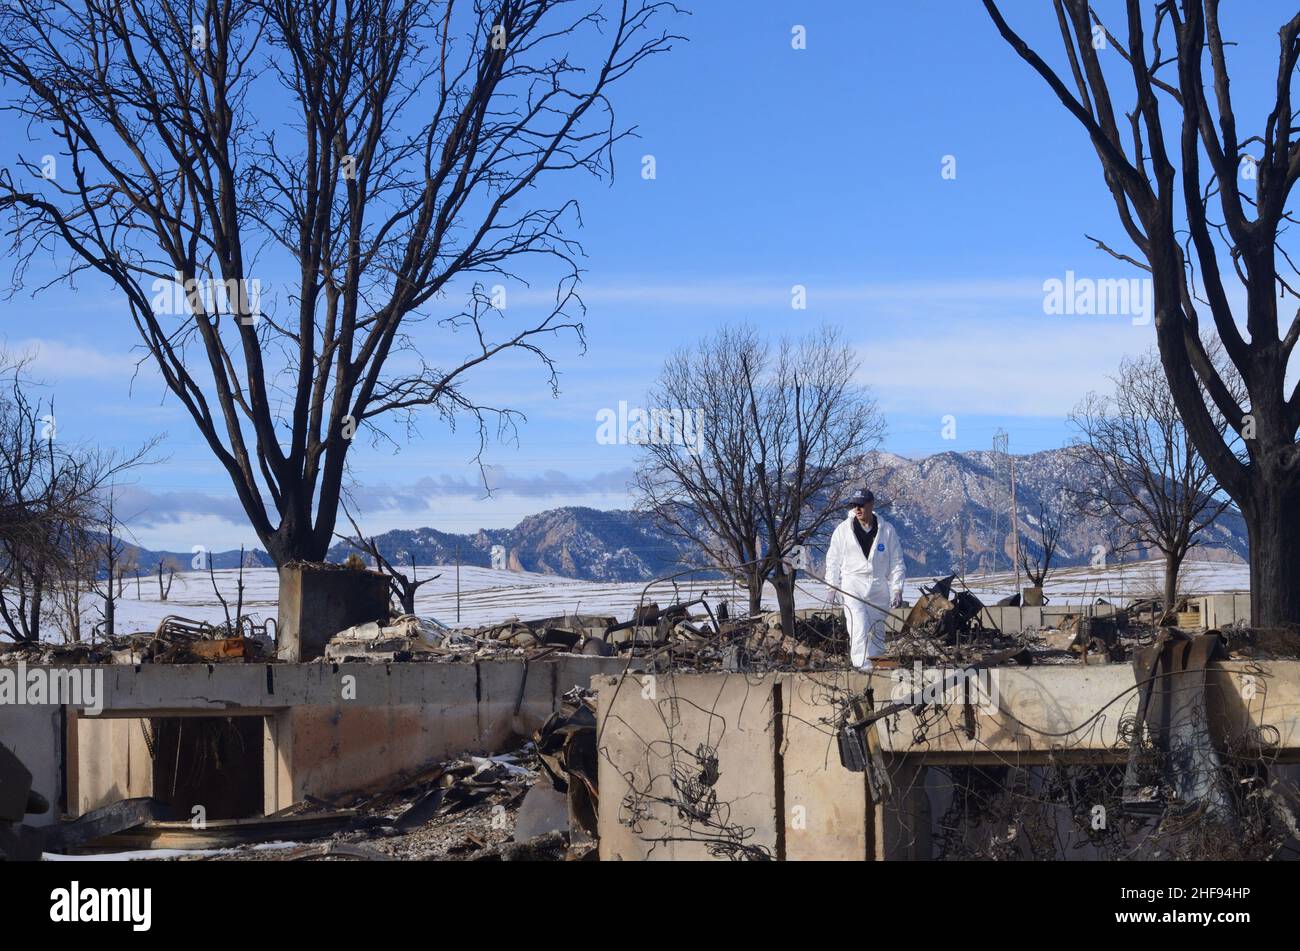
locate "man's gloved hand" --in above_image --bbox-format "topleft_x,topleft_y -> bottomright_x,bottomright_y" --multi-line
828,590 -> 842,608
891,592 -> 903,609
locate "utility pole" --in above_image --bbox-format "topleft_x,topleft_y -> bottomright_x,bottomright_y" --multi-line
455,544 -> 461,624
1010,455 -> 1022,595
958,510 -> 967,579
991,429 -> 1009,575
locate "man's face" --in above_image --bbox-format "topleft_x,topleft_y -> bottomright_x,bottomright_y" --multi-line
853,501 -> 874,524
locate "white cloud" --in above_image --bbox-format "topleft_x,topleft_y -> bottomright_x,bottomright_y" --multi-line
857,319 -> 1155,417
125,514 -> 260,554
6,337 -> 144,383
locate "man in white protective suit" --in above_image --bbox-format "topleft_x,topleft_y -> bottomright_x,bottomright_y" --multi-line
824,488 -> 907,670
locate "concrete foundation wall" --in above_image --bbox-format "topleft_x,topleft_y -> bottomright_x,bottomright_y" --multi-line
1198,593 -> 1252,629
884,601 -> 1125,636
780,672 -> 871,860
265,659 -> 563,810
596,662 -> 1300,860
596,671 -> 782,860
0,656 -> 635,823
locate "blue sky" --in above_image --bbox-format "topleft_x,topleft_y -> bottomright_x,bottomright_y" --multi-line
0,1 -> 1291,550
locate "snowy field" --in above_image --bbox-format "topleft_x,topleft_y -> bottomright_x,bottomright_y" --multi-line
956,558 -> 1249,608
14,555 -> 1250,641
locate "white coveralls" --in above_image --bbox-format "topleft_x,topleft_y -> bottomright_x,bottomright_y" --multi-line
825,513 -> 906,669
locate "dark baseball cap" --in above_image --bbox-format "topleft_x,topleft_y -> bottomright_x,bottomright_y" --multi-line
845,488 -> 875,507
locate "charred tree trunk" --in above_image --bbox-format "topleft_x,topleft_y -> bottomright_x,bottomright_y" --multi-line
1162,552 -> 1182,616
1241,479 -> 1300,628
984,1 -> 1300,629
772,563 -> 798,639
27,551 -> 45,642
264,513 -> 330,566
746,566 -> 764,618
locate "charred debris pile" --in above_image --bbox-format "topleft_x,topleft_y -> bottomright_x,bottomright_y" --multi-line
2,573 -> 1295,670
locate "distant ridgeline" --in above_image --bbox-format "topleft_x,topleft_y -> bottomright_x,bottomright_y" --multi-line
122,448 -> 1249,584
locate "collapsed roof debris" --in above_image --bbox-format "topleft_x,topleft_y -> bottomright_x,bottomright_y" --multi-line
534,687 -> 599,848
315,597 -> 850,672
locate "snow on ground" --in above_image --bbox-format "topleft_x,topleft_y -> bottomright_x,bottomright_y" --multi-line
809,557 -> 1244,613
41,841 -> 300,861
954,558 -> 1249,608
25,556 -> 1249,641
68,567 -> 283,636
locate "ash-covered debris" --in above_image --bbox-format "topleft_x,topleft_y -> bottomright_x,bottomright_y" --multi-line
324,614 -> 478,661
315,596 -> 852,671
156,733 -> 600,861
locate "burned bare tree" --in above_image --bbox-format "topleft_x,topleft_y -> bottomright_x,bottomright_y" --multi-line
1069,348 -> 1235,613
87,495 -> 125,639
156,559 -> 177,602
0,354 -> 153,643
0,0 -> 682,572
1019,500 -> 1063,590
208,545 -> 249,632
338,505 -> 440,615
634,324 -> 885,636
983,1 -> 1300,625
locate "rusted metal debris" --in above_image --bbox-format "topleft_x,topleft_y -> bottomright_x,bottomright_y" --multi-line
1122,630 -> 1233,822
0,614 -> 276,667
903,575 -> 993,648
533,687 -> 599,846
1042,613 -> 1129,662
837,691 -> 893,803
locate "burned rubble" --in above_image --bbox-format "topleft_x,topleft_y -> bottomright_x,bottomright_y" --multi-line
4,569 -> 1298,862
5,567 -> 1291,675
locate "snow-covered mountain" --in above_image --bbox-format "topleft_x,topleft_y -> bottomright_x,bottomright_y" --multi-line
318,448 -> 1247,581
327,507 -> 694,582
124,448 -> 1248,583
869,448 -> 1246,575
